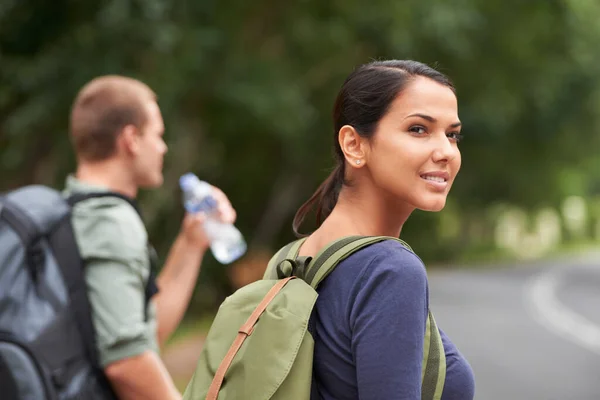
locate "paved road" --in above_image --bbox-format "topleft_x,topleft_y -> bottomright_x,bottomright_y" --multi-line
429,252 -> 600,400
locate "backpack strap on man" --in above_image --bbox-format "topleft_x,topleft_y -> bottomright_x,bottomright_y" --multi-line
67,191 -> 142,214
67,192 -> 160,320
48,211 -> 102,370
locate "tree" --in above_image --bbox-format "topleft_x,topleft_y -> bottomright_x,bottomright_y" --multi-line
2,0 -> 599,299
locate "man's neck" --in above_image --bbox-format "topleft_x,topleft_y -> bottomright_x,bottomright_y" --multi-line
75,160 -> 138,198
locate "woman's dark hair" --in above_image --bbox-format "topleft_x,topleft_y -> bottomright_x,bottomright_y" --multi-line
292,60 -> 455,236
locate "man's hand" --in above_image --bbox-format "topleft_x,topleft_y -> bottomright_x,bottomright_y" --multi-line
211,185 -> 237,224
179,185 -> 237,250
156,184 -> 237,345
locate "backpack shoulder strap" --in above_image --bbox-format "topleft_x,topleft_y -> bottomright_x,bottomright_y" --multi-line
305,235 -> 446,398
48,217 -> 119,399
68,191 -> 159,321
422,311 -> 446,400
264,238 -> 307,279
305,235 -> 411,289
48,215 -> 100,367
67,191 -> 142,216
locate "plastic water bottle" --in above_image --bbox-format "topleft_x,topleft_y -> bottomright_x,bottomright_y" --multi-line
179,173 -> 247,264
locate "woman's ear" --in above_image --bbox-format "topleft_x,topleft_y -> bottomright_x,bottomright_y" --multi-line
338,125 -> 367,168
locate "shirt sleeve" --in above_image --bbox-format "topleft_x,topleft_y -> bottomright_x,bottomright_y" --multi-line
348,245 -> 429,399
71,201 -> 154,367
85,257 -> 153,366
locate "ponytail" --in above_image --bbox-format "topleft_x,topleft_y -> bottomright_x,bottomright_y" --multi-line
293,164 -> 345,237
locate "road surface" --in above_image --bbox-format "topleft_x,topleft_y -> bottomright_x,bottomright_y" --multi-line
429,252 -> 600,400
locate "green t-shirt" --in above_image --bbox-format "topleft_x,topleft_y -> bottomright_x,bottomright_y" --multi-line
64,176 -> 159,367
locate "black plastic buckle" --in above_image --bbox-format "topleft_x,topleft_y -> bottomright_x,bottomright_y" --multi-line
276,256 -> 313,280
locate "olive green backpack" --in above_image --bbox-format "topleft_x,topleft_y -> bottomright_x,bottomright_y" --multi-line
183,236 -> 446,400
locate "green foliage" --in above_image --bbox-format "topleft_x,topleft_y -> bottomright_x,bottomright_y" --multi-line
2,0 -> 599,307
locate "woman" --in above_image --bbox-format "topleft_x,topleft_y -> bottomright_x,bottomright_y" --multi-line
293,60 -> 475,399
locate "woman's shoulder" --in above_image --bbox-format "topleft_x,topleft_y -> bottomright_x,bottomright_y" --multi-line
317,238 -> 430,327
358,239 -> 425,271
336,238 -> 428,286
336,239 -> 430,326
367,239 -> 422,261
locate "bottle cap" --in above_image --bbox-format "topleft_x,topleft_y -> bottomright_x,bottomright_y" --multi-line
179,173 -> 200,191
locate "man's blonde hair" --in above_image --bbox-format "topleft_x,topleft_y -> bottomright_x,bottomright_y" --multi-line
69,75 -> 156,161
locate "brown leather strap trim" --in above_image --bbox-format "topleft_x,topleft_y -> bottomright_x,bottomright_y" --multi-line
206,276 -> 296,400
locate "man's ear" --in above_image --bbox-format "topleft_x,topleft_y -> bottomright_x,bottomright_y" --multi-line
338,125 -> 368,168
118,125 -> 140,156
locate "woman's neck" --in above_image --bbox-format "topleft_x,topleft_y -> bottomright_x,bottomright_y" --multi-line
298,185 -> 414,257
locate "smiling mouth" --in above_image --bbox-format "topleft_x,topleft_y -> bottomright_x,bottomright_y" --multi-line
420,175 -> 447,183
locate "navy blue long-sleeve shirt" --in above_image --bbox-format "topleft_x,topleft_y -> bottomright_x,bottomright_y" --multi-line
310,240 -> 475,399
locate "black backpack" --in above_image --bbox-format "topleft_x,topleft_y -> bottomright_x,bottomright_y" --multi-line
0,184 -> 157,400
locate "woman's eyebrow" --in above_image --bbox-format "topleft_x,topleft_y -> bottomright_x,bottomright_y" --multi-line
405,113 -> 461,128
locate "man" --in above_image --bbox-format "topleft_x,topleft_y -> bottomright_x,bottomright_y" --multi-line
64,75 -> 235,399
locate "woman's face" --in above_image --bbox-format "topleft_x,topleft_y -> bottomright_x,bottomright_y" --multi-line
365,76 -> 462,212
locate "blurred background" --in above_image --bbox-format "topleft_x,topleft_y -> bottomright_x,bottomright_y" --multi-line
1,0 -> 599,398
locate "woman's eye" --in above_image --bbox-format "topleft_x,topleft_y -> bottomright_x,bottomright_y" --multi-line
447,132 -> 464,143
409,126 -> 427,135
